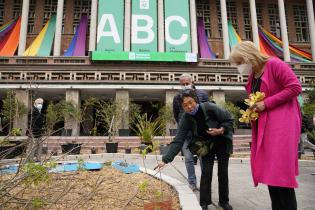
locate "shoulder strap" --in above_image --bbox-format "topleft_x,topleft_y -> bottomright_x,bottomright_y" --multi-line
200,102 -> 214,122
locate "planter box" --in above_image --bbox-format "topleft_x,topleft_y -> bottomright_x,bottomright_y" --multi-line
61,143 -> 82,155
106,142 -> 118,153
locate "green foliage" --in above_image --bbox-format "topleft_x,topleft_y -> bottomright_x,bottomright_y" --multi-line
31,197 -> 44,209
220,101 -> 240,129
0,138 -> 10,146
77,158 -> 86,171
45,100 -> 80,132
138,180 -> 149,193
132,113 -> 163,144
158,105 -> 175,136
11,127 -> 22,136
22,162 -> 51,187
1,90 -> 27,131
307,130 -> 315,145
303,103 -> 315,117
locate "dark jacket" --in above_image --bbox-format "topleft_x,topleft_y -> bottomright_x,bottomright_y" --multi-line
173,89 -> 209,123
28,107 -> 44,138
162,102 -> 234,163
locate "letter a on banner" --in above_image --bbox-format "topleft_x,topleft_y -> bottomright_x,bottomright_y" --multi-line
131,0 -> 157,52
164,0 -> 191,52
97,0 -> 124,51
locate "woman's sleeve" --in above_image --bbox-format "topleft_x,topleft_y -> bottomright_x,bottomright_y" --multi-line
264,59 -> 302,110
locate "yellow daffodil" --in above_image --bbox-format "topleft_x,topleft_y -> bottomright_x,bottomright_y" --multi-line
239,91 -> 265,123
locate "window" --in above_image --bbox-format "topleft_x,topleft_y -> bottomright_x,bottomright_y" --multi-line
293,4 -> 309,42
0,0 -> 4,25
73,0 -> 91,34
268,4 -> 281,37
226,0 -> 238,32
196,0 -> 211,38
13,0 -> 22,18
27,0 -> 36,33
242,2 -> 263,40
216,0 -> 222,37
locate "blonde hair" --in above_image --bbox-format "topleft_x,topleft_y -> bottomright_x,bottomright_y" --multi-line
34,98 -> 44,104
229,41 -> 269,67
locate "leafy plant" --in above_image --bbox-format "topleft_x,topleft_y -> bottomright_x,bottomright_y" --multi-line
22,161 -> 56,187
221,101 -> 240,129
132,113 -> 163,144
11,127 -> 22,136
77,159 -> 86,171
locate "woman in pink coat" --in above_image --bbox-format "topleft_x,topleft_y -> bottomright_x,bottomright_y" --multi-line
229,41 -> 301,210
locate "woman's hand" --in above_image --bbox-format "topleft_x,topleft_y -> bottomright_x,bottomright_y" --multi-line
206,127 -> 225,136
154,162 -> 166,170
251,101 -> 266,112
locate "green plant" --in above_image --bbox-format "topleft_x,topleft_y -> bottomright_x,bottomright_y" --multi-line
132,113 -> 163,144
77,158 -> 86,171
307,130 -> 315,145
221,101 -> 240,129
22,161 -> 56,187
31,197 -> 44,209
11,127 -> 22,136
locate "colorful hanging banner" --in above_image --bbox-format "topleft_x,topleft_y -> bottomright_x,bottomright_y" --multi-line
131,0 -> 157,52
164,0 -> 191,53
97,0 -> 124,52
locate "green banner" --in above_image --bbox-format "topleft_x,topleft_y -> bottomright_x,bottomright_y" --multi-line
91,51 -> 197,62
131,0 -> 157,52
97,0 -> 124,52
164,0 -> 191,53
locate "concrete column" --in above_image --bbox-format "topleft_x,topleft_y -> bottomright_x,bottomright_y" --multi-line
53,0 -> 64,56
189,0 -> 198,54
212,90 -> 226,105
115,90 -> 129,129
124,0 -> 131,51
89,0 -> 98,52
278,0 -> 290,61
165,90 -> 177,135
158,0 -> 165,52
65,89 -> 80,136
306,0 -> 315,62
14,90 -> 30,135
249,0 -> 259,49
18,0 -> 30,56
220,0 -> 230,59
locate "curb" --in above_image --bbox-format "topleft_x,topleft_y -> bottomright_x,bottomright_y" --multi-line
140,167 -> 201,210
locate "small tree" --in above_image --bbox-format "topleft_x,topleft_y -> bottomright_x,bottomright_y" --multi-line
221,101 -> 240,129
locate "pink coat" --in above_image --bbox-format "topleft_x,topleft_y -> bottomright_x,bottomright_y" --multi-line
245,57 -> 302,188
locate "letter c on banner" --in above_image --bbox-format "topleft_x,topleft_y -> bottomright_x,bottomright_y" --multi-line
165,16 -> 188,45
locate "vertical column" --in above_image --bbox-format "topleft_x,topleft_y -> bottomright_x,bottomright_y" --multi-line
165,90 -> 177,135
65,90 -> 80,136
18,0 -> 30,56
306,0 -> 315,62
158,0 -> 165,52
212,90 -> 225,104
115,90 -> 130,130
278,0 -> 290,61
53,0 -> 64,56
89,0 -> 98,52
220,0 -> 230,59
189,0 -> 198,54
14,90 -> 30,135
124,0 -> 131,51
249,0 -> 259,49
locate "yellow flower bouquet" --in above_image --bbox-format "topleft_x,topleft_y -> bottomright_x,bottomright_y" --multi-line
239,91 -> 265,124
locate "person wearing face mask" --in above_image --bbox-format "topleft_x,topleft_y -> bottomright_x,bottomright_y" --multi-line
27,98 -> 45,162
156,89 -> 234,210
172,73 -> 209,191
229,41 -> 302,210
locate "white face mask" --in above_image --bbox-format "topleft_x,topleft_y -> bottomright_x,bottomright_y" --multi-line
35,104 -> 43,111
181,84 -> 192,90
237,63 -> 252,75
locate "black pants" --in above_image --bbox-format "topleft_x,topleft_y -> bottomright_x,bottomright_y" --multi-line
200,141 -> 230,206
268,186 -> 297,210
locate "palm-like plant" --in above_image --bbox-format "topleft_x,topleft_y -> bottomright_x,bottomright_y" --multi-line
132,113 -> 162,144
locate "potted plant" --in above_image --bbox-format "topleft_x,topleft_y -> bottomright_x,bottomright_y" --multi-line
125,144 -> 132,154
132,113 -> 162,154
61,141 -> 82,155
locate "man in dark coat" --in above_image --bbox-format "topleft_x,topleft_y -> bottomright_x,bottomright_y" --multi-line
172,73 -> 209,191
27,98 -> 44,162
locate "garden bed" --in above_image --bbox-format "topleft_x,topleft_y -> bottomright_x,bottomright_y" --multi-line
0,165 -> 180,209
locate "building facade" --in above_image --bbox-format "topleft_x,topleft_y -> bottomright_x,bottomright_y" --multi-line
0,0 -> 315,137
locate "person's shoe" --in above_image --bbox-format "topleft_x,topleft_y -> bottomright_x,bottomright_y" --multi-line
189,184 -> 198,191
218,202 -> 233,210
193,155 -> 198,165
201,205 -> 208,210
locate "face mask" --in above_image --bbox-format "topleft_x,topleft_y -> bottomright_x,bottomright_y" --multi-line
237,63 -> 252,75
35,104 -> 43,111
188,104 -> 199,116
181,84 -> 192,90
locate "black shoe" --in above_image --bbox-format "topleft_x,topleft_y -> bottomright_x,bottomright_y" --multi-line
218,203 -> 233,210
193,155 -> 198,165
201,205 -> 208,210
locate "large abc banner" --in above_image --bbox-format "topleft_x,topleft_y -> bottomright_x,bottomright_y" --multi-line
164,0 -> 191,53
131,0 -> 157,52
93,0 -> 196,62
97,0 -> 124,52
